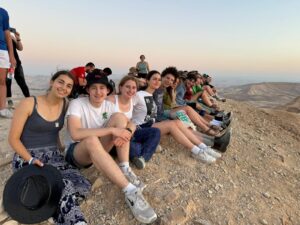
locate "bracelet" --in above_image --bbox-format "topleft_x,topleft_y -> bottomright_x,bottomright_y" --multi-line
28,157 -> 36,165
125,127 -> 133,134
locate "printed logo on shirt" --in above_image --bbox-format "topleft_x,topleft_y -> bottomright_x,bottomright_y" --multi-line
102,112 -> 108,120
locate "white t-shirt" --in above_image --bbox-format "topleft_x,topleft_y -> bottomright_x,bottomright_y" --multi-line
65,97 -> 115,145
132,91 -> 157,125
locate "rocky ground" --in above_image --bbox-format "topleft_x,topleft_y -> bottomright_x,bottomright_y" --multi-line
1,98 -> 299,225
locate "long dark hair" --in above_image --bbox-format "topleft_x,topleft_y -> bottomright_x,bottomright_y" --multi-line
49,70 -> 75,95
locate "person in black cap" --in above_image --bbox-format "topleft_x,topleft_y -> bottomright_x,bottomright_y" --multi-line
64,69 -> 157,224
8,70 -> 91,225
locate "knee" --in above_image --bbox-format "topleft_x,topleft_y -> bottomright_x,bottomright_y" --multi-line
84,136 -> 100,148
111,112 -> 128,121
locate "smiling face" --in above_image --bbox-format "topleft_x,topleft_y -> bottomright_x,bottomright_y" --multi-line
50,74 -> 74,98
185,78 -> 196,88
119,79 -> 137,99
147,73 -> 161,90
161,74 -> 175,88
87,83 -> 110,106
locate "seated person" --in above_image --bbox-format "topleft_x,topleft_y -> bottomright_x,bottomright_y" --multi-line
132,70 -> 222,164
106,75 -> 161,169
202,74 -> 226,102
65,69 -> 157,224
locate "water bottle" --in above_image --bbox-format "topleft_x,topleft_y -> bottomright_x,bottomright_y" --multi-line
7,67 -> 14,79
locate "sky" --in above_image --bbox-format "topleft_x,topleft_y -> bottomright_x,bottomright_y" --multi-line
2,0 -> 300,83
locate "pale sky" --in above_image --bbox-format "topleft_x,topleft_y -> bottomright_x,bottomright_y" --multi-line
2,0 -> 300,82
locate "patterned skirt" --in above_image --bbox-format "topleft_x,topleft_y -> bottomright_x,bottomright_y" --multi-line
12,145 -> 91,225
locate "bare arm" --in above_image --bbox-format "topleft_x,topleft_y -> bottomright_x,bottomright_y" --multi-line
78,77 -> 87,86
5,30 -> 16,67
12,31 -> 23,51
8,98 -> 43,166
67,115 -> 131,142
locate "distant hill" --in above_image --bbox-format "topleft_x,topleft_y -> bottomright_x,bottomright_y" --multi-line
276,96 -> 300,113
219,82 -> 300,109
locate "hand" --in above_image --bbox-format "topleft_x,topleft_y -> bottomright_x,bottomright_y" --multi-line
29,158 -> 44,167
15,31 -> 20,39
112,128 -> 132,142
113,137 -> 127,147
9,56 -> 16,68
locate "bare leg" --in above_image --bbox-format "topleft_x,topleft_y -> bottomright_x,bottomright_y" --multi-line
153,120 -> 195,150
171,106 -> 214,131
100,112 -> 131,163
0,68 -> 8,109
73,135 -> 129,189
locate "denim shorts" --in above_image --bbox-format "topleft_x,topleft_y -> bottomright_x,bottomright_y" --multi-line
65,142 -> 92,169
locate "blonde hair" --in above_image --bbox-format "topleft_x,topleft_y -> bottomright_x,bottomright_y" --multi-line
118,75 -> 139,94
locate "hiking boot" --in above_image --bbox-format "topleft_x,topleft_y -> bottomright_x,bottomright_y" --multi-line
125,189 -> 157,224
132,157 -> 146,170
203,146 -> 222,159
7,99 -> 14,109
192,151 -> 216,164
124,168 -> 146,190
0,108 -> 13,118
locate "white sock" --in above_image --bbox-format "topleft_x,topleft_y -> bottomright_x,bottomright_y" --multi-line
191,145 -> 201,154
123,183 -> 137,194
119,162 -> 130,173
198,143 -> 207,150
210,119 -> 222,126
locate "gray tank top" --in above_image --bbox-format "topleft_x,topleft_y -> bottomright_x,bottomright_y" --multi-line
20,96 -> 66,148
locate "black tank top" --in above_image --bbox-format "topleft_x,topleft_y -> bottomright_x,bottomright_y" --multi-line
20,96 -> 66,148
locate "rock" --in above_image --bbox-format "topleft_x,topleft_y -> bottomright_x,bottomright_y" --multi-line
259,218 -> 268,225
161,207 -> 187,225
193,218 -> 212,225
0,211 -> 9,223
262,192 -> 271,198
164,189 -> 181,204
91,177 -> 103,192
2,220 -> 18,225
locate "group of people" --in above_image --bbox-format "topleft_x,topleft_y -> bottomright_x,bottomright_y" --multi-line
2,8 -> 233,225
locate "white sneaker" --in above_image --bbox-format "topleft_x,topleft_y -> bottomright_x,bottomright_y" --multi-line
0,108 -> 13,118
125,189 -> 157,224
192,151 -> 216,164
204,146 -> 222,159
124,167 -> 146,190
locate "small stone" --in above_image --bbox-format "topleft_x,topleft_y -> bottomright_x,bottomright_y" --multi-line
193,218 -> 212,225
208,190 -> 213,194
262,192 -> 271,198
259,219 -> 268,225
0,212 -> 9,223
164,189 -> 181,204
3,220 -> 18,225
91,177 -> 103,192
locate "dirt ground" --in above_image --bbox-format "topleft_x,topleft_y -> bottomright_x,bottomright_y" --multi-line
1,97 -> 299,224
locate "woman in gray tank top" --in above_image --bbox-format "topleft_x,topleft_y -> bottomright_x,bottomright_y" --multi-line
8,71 -> 91,225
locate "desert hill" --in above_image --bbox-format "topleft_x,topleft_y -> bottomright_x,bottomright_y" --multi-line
276,96 -> 300,113
219,82 -> 300,109
1,99 -> 299,225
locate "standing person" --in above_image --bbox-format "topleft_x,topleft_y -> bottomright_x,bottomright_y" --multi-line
136,54 -> 150,79
70,62 -> 95,98
106,75 -> 161,169
0,7 -> 16,118
65,69 -> 157,224
8,71 -> 91,225
6,28 -> 30,108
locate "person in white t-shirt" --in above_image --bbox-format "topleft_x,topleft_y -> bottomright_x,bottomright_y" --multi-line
132,70 -> 222,164
65,69 -> 157,224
